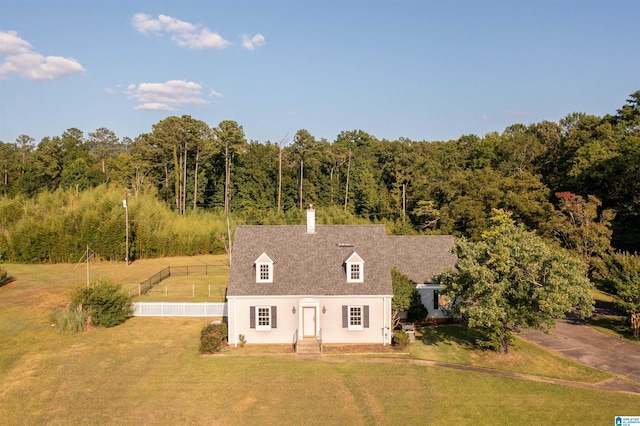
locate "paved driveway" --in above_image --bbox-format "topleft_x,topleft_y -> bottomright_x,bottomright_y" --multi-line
520,318 -> 640,390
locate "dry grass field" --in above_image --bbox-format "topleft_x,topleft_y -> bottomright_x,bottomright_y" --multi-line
1,256 -> 638,425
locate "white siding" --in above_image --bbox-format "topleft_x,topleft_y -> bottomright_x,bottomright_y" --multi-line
228,295 -> 392,346
416,285 -> 447,319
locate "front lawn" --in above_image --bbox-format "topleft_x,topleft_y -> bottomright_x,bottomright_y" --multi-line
0,258 -> 637,424
1,316 -> 638,425
411,325 -> 612,383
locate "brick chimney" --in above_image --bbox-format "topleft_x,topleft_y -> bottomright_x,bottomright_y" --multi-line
306,204 -> 316,234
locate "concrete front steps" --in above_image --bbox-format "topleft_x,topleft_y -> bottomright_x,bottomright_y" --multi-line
296,338 -> 322,355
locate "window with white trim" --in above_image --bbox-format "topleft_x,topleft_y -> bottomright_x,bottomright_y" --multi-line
345,252 -> 364,283
342,305 -> 369,330
250,305 -> 277,330
349,306 -> 363,330
255,252 -> 274,283
257,306 -> 271,330
350,264 -> 361,281
259,264 -> 270,281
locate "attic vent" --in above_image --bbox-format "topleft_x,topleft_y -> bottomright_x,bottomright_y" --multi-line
337,243 -> 354,247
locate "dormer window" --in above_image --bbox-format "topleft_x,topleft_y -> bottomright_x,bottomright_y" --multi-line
345,252 -> 364,283
255,252 -> 274,283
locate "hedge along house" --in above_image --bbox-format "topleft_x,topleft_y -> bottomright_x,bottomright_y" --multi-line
226,207 -> 456,348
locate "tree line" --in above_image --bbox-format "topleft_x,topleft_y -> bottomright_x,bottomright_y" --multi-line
0,91 -> 638,263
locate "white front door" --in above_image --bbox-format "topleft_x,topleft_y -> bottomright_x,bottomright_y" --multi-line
302,307 -> 316,338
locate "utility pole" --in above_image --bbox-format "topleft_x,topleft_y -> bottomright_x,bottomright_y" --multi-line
123,189 -> 129,265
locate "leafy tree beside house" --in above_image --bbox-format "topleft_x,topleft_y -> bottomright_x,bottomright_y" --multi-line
437,210 -> 594,353
391,267 -> 427,326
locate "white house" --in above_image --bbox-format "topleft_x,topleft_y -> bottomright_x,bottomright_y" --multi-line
226,207 -> 456,348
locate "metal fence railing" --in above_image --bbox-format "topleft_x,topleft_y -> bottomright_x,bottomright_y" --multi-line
129,263 -> 229,297
132,302 -> 228,317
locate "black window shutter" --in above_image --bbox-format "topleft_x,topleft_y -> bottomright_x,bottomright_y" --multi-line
249,306 -> 255,329
271,306 -> 277,328
342,305 -> 348,328
363,305 -> 369,328
434,290 -> 439,310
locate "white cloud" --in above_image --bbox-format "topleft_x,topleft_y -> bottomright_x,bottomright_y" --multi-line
172,29 -> 230,50
132,13 -> 196,34
480,114 -> 490,121
0,30 -> 85,81
241,33 -> 266,51
132,13 -> 229,50
209,89 -> 223,98
135,102 -> 174,111
507,110 -> 530,116
0,30 -> 32,54
125,79 -> 216,111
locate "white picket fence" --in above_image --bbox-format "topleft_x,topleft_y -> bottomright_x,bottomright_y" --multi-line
133,302 -> 227,317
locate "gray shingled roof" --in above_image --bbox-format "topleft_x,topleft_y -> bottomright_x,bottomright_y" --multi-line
227,224 -> 457,297
386,235 -> 457,284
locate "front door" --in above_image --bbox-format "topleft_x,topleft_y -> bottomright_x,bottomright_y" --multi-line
302,307 -> 316,338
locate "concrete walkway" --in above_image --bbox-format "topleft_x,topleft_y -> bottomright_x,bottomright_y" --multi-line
520,318 -> 640,393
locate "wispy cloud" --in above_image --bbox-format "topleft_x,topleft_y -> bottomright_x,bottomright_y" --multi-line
125,79 -> 219,111
0,30 -> 85,81
241,33 -> 266,51
132,13 -> 230,50
506,110 -> 530,116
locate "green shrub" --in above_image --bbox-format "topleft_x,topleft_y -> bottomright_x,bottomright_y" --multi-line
71,278 -> 133,328
0,266 -> 8,285
200,323 -> 228,354
407,291 -> 428,323
393,330 -> 410,351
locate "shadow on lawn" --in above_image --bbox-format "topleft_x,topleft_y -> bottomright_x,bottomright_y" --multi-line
416,324 -> 481,349
589,316 -> 639,342
0,276 -> 16,288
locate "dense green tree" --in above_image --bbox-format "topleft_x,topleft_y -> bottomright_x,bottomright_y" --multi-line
15,134 -> 35,172
0,142 -> 21,195
437,168 -> 551,239
391,267 -> 416,327
144,116 -> 212,213
291,129 -> 317,210
3,90 -> 640,261
599,252 -> 640,338
543,192 -> 615,276
438,210 -> 593,353
233,142 -> 279,213
214,120 -> 246,214
87,127 -> 121,175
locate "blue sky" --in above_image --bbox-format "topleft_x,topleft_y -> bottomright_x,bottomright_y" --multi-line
1,0 -> 638,145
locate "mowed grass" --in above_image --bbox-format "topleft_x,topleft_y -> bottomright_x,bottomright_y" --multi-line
133,271 -> 229,302
588,289 -> 640,344
412,325 -> 612,383
1,258 -> 638,425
